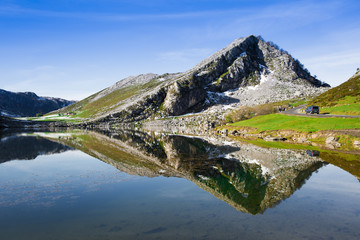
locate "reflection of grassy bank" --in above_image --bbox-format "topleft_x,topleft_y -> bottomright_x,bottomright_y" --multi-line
237,138 -> 319,150
319,151 -> 360,180
235,137 -> 360,180
238,137 -> 360,157
59,132 -> 166,174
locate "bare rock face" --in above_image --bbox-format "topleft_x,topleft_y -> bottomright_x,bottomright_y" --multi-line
162,81 -> 207,116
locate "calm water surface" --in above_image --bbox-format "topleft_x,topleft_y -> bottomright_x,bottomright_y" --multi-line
0,131 -> 359,240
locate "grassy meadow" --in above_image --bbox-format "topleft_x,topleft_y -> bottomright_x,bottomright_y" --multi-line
231,114 -> 360,132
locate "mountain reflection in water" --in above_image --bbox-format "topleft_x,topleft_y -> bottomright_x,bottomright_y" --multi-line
5,129 -> 330,215
0,134 -> 73,163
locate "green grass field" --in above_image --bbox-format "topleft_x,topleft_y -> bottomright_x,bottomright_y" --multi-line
318,96 -> 360,115
231,113 -> 360,132
308,70 -> 360,116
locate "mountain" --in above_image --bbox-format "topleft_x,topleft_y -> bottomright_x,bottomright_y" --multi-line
0,89 -> 76,117
308,69 -> 360,115
0,134 -> 73,163
52,35 -> 330,123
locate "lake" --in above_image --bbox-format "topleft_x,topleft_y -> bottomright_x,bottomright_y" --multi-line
0,129 -> 360,240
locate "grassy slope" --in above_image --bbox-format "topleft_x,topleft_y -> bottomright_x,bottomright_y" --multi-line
49,78 -> 162,119
231,114 -> 360,132
309,70 -> 360,115
60,133 -> 163,172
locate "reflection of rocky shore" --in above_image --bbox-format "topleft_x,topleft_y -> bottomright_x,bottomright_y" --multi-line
46,129 -> 325,215
0,134 -> 73,163
161,135 -> 325,214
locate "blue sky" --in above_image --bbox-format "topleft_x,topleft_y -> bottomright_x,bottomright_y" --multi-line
0,0 -> 359,100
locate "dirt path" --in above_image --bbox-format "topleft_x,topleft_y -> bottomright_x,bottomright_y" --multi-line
281,105 -> 360,118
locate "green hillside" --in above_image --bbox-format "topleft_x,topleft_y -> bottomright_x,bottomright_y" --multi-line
48,76 -> 163,119
309,69 -> 360,115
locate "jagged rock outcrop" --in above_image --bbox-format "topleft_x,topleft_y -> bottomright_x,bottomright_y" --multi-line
0,89 -> 76,117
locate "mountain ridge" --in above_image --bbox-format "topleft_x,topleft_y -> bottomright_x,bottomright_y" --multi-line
0,89 -> 76,117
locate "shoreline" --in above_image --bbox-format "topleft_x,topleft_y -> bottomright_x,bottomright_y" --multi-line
2,114 -> 360,152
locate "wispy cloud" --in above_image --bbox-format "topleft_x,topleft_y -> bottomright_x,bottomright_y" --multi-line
18,65 -> 57,74
5,0 -> 336,23
158,48 -> 213,63
2,64 -> 115,100
0,5 -> 77,18
254,0 -> 342,20
149,0 -> 348,46
0,5 -> 249,22
301,49 -> 360,86
4,65 -> 64,90
0,0 -> 345,28
219,0 -> 343,35
305,51 -> 360,68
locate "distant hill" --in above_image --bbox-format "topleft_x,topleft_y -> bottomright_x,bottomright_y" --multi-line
0,89 -> 76,117
309,69 -> 360,115
52,35 -> 330,123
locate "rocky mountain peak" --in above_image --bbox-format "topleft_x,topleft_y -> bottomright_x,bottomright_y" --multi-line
160,35 -> 329,116
55,35 -> 330,124
191,35 -> 259,72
